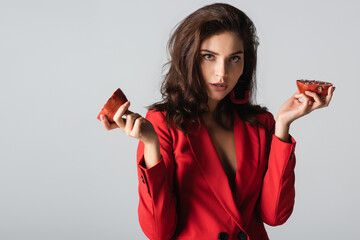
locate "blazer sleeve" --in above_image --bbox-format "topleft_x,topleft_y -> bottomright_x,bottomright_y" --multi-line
259,112 -> 297,226
136,110 -> 177,240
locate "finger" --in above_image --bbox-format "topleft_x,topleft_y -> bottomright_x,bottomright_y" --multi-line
295,93 -> 315,114
100,114 -> 120,130
300,92 -> 312,102
113,101 -> 131,129
124,113 -> 142,136
324,86 -> 335,106
130,117 -> 145,139
305,91 -> 321,106
124,109 -> 134,116
294,93 -> 303,99
294,92 -> 311,103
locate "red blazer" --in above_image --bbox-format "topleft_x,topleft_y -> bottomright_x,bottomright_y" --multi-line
136,110 -> 296,240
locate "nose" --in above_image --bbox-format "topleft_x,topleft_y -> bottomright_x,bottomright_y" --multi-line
215,59 -> 227,79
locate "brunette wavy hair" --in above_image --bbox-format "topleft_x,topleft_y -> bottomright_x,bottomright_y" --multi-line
148,3 -> 268,133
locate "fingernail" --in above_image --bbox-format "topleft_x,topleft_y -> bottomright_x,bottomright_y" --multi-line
305,91 -> 311,94
100,114 -> 104,120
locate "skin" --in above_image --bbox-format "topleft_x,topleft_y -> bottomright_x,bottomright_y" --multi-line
199,32 -> 244,183
100,31 -> 335,169
199,31 -> 244,113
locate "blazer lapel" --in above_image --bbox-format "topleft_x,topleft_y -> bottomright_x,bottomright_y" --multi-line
233,113 -> 260,203
185,116 -> 246,228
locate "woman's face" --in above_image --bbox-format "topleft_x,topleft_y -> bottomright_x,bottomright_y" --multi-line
199,31 -> 244,104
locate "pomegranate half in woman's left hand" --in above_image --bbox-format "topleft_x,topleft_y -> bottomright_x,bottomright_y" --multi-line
296,79 -> 333,97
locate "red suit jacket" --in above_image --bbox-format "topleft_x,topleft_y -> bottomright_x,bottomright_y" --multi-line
136,110 -> 296,240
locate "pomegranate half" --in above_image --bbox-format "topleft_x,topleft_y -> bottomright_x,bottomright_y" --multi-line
296,79 -> 333,97
97,88 -> 128,123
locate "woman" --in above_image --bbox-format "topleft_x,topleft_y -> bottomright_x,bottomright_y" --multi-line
100,3 -> 334,240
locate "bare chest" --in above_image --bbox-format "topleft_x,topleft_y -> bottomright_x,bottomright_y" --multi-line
205,124 -> 237,183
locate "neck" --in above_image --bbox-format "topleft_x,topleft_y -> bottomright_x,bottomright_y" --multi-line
203,98 -> 233,129
210,98 -> 221,112
204,99 -> 218,119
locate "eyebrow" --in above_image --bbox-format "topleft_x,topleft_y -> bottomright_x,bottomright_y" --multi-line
200,49 -> 244,55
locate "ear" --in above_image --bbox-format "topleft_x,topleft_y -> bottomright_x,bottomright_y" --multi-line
230,78 -> 249,104
230,89 -> 249,104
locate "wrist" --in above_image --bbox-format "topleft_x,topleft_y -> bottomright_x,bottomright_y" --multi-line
143,133 -> 159,146
143,136 -> 161,169
276,115 -> 292,127
275,119 -> 291,143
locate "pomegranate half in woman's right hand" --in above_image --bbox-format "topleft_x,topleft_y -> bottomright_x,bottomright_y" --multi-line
97,88 -> 128,123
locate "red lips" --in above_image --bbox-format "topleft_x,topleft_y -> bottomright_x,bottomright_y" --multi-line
210,82 -> 228,91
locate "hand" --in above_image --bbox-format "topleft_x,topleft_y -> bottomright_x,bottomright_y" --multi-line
100,101 -> 158,145
277,86 -> 335,125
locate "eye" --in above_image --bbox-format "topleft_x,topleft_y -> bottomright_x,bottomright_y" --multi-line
229,56 -> 241,63
202,54 -> 214,60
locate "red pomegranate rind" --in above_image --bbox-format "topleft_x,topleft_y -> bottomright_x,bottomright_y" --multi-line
296,79 -> 333,97
97,88 -> 128,123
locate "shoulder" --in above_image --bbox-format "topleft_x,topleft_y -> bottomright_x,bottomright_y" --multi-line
255,111 -> 275,130
145,109 -> 166,122
145,110 -> 167,127
145,109 -> 176,142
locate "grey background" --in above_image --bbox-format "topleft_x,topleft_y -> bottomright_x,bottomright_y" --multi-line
0,0 -> 359,239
